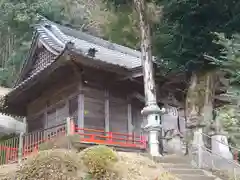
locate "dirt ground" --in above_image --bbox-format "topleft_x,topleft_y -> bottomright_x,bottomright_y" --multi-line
0,163 -> 19,179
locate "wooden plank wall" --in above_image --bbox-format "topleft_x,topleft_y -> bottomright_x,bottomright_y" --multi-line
83,86 -> 105,130
132,106 -> 143,135
26,76 -> 143,136
109,94 -> 128,134
26,74 -> 79,132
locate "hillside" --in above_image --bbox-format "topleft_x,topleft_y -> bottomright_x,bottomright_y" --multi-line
0,147 -> 169,180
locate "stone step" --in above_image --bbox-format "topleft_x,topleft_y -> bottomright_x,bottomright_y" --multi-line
156,156 -> 191,164
161,163 -> 196,169
167,168 -> 205,175
176,174 -> 216,180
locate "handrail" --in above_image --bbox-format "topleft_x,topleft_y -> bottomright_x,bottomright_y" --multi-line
23,123 -> 66,137
199,144 -> 240,168
201,132 -> 240,152
183,129 -> 240,179
180,129 -> 240,152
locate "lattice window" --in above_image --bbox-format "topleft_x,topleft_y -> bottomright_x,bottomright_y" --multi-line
29,47 -> 56,76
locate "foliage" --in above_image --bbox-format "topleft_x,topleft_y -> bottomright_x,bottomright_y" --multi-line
0,0 -> 111,87
154,0 -> 240,73
106,0 -> 240,74
206,33 -> 240,85
216,105 -> 240,147
103,8 -> 140,49
208,33 -> 240,147
17,149 -> 81,180
81,145 -> 118,179
0,0 -> 60,87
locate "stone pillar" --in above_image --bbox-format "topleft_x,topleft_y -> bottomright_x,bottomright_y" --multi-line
211,132 -> 233,160
166,133 -> 183,155
142,105 -> 164,156
186,119 -> 206,167
161,105 -> 183,154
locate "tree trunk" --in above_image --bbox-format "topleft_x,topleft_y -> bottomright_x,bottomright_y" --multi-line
134,0 -> 157,106
185,70 -> 216,152
134,0 -> 162,156
186,70 -> 216,126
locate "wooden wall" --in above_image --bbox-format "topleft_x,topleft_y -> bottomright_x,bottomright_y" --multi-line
26,70 -> 143,135
84,86 -> 105,130
109,93 -> 128,133
27,72 -> 79,132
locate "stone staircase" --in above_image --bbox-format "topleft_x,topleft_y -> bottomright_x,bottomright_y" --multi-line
153,154 -> 220,180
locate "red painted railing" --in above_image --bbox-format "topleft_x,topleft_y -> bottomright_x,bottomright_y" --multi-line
74,125 -> 147,149
0,136 -> 19,164
0,123 -> 67,165
0,145 -> 18,164
0,120 -> 147,165
22,124 -> 67,157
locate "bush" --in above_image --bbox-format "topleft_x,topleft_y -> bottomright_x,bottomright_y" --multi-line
81,145 -> 118,179
16,149 -> 82,180
156,172 -> 178,180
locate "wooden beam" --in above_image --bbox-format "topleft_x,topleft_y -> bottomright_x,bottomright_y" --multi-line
117,71 -> 143,81
131,92 -> 145,103
70,52 -> 130,76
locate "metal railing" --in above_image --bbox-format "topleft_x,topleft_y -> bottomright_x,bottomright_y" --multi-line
185,130 -> 240,180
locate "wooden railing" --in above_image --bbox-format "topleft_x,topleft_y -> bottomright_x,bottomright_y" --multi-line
0,136 -> 19,164
74,126 -> 146,149
0,118 -> 147,165
0,123 -> 67,165
22,124 -> 67,157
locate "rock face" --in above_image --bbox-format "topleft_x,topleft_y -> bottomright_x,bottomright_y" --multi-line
161,105 -> 185,154
165,135 -> 183,155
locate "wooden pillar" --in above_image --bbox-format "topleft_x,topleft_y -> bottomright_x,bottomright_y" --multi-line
44,105 -> 48,129
77,92 -> 84,128
23,117 -> 27,133
127,99 -> 133,135
105,89 -> 110,132
77,76 -> 85,128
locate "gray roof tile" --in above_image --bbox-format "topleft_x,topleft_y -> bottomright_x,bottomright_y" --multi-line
43,22 -> 143,69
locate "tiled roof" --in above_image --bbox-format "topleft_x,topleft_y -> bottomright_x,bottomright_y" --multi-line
6,19 -> 146,98
38,20 -> 143,69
